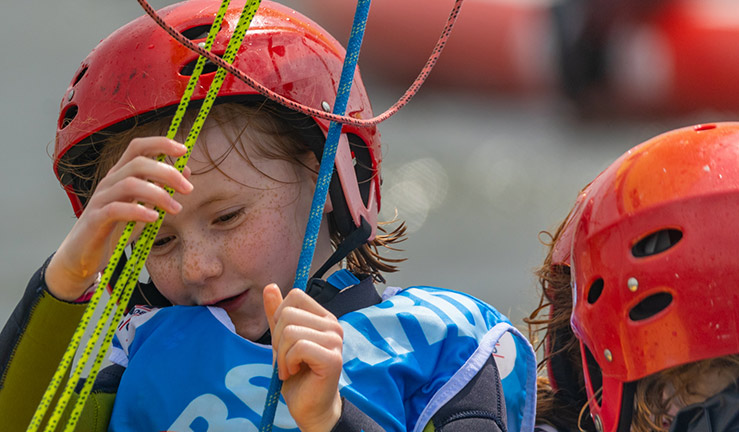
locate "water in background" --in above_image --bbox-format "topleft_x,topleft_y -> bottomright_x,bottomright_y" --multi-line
0,0 -> 726,335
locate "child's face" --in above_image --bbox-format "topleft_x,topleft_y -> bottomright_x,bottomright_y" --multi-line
663,366 -> 736,418
145,123 -> 323,341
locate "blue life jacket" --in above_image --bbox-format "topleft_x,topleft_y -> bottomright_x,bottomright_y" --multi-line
109,280 -> 536,431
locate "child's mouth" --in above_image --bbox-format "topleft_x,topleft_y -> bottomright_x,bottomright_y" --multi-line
213,290 -> 249,312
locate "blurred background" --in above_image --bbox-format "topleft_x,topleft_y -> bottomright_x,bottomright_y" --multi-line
2,0 -> 738,337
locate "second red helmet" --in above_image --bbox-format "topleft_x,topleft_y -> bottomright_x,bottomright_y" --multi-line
570,123 -> 739,431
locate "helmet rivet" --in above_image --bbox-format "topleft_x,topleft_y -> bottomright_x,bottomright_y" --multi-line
604,349 -> 613,362
68,89 -> 75,101
627,277 -> 638,292
593,414 -> 604,432
321,101 -> 331,112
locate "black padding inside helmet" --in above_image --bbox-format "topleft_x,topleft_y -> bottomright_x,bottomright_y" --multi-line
60,105 -> 79,130
549,323 -> 590,415
632,229 -> 682,258
180,24 -> 212,41
583,344 -> 603,403
616,381 -> 637,432
180,58 -> 220,76
587,278 -> 604,304
629,292 -> 673,322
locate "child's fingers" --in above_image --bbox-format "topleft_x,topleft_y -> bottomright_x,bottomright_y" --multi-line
91,177 -> 183,215
271,305 -> 343,380
277,325 -> 343,380
114,137 -> 188,169
266,287 -> 344,380
269,291 -> 339,359
103,156 -> 193,195
283,338 -> 343,380
90,202 -> 160,229
271,306 -> 342,340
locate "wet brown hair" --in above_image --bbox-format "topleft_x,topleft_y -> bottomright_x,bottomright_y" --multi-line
524,207 -> 594,431
58,102 -> 406,282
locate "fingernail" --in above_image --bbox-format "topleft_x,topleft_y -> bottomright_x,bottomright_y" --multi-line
171,199 -> 182,212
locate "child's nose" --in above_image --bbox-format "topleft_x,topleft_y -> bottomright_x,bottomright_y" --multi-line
180,240 -> 223,284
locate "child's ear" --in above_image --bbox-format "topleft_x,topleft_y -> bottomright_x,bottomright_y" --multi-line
305,153 -> 321,181
303,153 -> 332,214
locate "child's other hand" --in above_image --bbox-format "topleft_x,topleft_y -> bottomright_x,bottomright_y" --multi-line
46,137 -> 193,301
263,283 -> 343,432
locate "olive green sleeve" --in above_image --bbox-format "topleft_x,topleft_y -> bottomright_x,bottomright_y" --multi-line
0,259 -> 114,431
57,391 -> 116,432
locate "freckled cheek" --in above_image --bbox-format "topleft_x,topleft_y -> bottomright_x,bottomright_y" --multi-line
145,258 -> 183,303
225,209 -> 301,273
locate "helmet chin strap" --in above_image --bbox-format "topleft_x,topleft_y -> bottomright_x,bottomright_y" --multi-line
311,217 -> 372,281
616,382 -> 637,432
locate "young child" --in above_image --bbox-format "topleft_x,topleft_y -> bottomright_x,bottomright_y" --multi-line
567,123 -> 739,431
0,1 -> 537,431
528,122 -> 739,432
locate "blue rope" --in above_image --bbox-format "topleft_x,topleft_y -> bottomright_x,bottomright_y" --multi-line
258,0 -> 372,429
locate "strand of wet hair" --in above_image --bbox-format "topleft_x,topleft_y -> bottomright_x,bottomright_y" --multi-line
136,0 -> 464,128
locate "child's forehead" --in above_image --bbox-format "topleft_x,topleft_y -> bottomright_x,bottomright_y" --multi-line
187,126 -> 249,166
185,126 -> 300,183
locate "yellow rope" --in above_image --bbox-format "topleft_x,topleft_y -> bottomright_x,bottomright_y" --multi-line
25,0 -> 265,429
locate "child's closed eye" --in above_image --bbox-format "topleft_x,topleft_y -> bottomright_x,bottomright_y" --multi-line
213,208 -> 245,225
152,235 -> 175,248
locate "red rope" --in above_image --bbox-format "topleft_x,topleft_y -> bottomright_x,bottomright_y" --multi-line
136,0 -> 464,127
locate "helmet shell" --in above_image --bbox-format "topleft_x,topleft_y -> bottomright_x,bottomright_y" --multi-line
570,123 -> 739,431
54,0 -> 380,237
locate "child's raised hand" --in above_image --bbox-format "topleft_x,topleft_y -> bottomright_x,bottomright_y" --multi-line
263,283 -> 344,432
45,137 -> 193,301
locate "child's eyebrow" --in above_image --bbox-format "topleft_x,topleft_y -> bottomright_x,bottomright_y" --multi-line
196,192 -> 236,208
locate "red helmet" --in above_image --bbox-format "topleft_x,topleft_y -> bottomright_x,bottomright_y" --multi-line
550,186 -> 590,274
570,123 -> 739,432
54,0 -> 380,239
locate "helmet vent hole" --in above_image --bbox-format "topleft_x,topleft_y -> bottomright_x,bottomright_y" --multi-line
180,58 -> 219,76
632,229 -> 682,258
587,278 -> 604,304
59,105 -> 78,129
73,67 -> 88,86
181,25 -> 213,41
629,292 -> 673,321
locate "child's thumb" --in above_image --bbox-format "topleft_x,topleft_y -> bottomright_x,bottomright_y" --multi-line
263,283 -> 283,334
